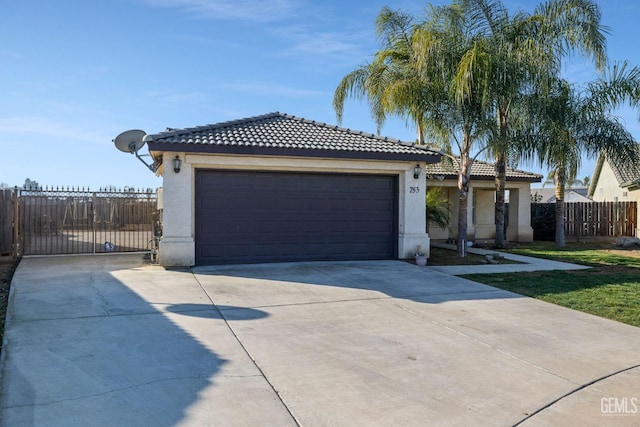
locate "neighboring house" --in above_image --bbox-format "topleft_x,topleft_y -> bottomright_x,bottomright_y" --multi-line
143,112 -> 441,267
531,187 -> 591,203
588,148 -> 640,235
424,158 -> 542,243
589,149 -> 640,201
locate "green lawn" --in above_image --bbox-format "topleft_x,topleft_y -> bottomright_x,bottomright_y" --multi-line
461,242 -> 640,327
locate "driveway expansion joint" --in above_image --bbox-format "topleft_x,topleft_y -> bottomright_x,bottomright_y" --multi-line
513,363 -> 640,426
190,271 -> 301,427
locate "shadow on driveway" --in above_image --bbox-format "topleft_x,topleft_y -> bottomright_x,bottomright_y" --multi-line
0,254 -> 292,427
191,259 -> 523,309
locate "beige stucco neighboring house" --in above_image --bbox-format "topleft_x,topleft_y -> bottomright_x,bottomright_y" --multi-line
588,148 -> 640,235
424,158 -> 542,243
143,112 -> 441,267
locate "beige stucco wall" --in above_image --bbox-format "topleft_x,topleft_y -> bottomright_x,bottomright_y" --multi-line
592,161 -> 638,203
158,151 -> 432,266
427,179 -> 534,243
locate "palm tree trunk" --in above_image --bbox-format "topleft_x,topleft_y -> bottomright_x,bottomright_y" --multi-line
457,141 -> 472,257
554,167 -> 566,248
457,187 -> 469,257
494,107 -> 508,248
494,151 -> 507,247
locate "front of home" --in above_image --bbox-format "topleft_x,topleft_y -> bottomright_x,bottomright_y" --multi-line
144,113 -> 441,267
424,159 -> 542,243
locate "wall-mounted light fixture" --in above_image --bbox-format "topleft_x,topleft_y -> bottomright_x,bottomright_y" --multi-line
173,155 -> 181,173
413,164 -> 422,179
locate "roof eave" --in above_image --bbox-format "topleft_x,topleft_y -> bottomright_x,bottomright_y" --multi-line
427,174 -> 542,183
147,142 -> 442,163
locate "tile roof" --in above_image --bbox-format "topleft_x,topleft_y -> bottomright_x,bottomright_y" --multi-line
424,157 -> 542,182
604,145 -> 640,187
145,112 -> 441,162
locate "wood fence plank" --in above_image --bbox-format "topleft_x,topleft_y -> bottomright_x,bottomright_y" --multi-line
560,201 -> 637,238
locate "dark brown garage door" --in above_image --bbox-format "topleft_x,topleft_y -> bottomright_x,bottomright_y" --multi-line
195,170 -> 398,265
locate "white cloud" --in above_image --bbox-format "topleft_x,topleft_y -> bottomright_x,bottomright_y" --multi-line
288,32 -> 364,57
143,0 -> 297,22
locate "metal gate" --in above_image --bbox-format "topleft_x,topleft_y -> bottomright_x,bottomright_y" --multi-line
17,187 -> 158,256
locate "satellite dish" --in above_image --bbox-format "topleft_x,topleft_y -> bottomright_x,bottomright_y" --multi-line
113,129 -> 146,154
113,129 -> 160,172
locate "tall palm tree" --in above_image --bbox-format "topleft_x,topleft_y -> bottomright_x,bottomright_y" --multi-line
413,3 -> 495,257
335,4 -> 494,257
459,0 -> 608,247
524,63 -> 640,247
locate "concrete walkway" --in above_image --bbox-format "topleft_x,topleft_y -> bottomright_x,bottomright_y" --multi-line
429,243 -> 591,275
1,254 -> 639,426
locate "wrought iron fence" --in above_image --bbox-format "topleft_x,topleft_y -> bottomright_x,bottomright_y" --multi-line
17,186 -> 159,256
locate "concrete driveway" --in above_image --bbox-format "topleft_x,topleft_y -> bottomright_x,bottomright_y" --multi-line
1,254 -> 639,426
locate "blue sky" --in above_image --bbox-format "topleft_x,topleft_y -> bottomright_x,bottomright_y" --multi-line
1,0 -> 639,190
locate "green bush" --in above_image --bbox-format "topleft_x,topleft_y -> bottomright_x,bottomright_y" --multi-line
531,203 -> 555,241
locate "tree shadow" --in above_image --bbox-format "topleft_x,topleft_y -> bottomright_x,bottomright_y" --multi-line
192,260 -> 523,308
167,303 -> 269,320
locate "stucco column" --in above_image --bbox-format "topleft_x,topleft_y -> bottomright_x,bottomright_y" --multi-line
159,152 -> 195,266
398,165 -> 430,258
473,188 -> 495,240
507,186 -> 534,242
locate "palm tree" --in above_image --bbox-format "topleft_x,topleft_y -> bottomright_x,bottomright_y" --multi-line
524,63 -> 640,247
333,7 -> 437,145
413,4 -> 495,257
459,0 -> 608,247
335,4 -> 494,257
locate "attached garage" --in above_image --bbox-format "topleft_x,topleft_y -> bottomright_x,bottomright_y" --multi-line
144,112 -> 441,267
195,170 -> 398,264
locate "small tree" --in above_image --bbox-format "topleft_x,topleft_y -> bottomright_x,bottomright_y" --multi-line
426,187 -> 450,231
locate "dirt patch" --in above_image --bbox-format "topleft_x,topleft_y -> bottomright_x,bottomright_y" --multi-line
0,256 -> 19,355
408,247 -> 521,266
604,248 -> 640,259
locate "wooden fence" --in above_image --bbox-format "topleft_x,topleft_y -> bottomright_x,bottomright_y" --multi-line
565,201 -> 637,237
532,201 -> 637,240
0,189 -> 15,254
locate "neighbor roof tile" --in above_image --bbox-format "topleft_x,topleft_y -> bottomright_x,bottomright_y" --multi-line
424,157 -> 542,182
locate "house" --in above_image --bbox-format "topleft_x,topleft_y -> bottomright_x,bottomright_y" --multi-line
423,158 -> 542,243
531,187 -> 591,203
588,148 -> 640,235
143,112 -> 441,267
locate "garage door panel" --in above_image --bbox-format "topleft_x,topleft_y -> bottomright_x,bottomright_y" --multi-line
195,170 -> 397,265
